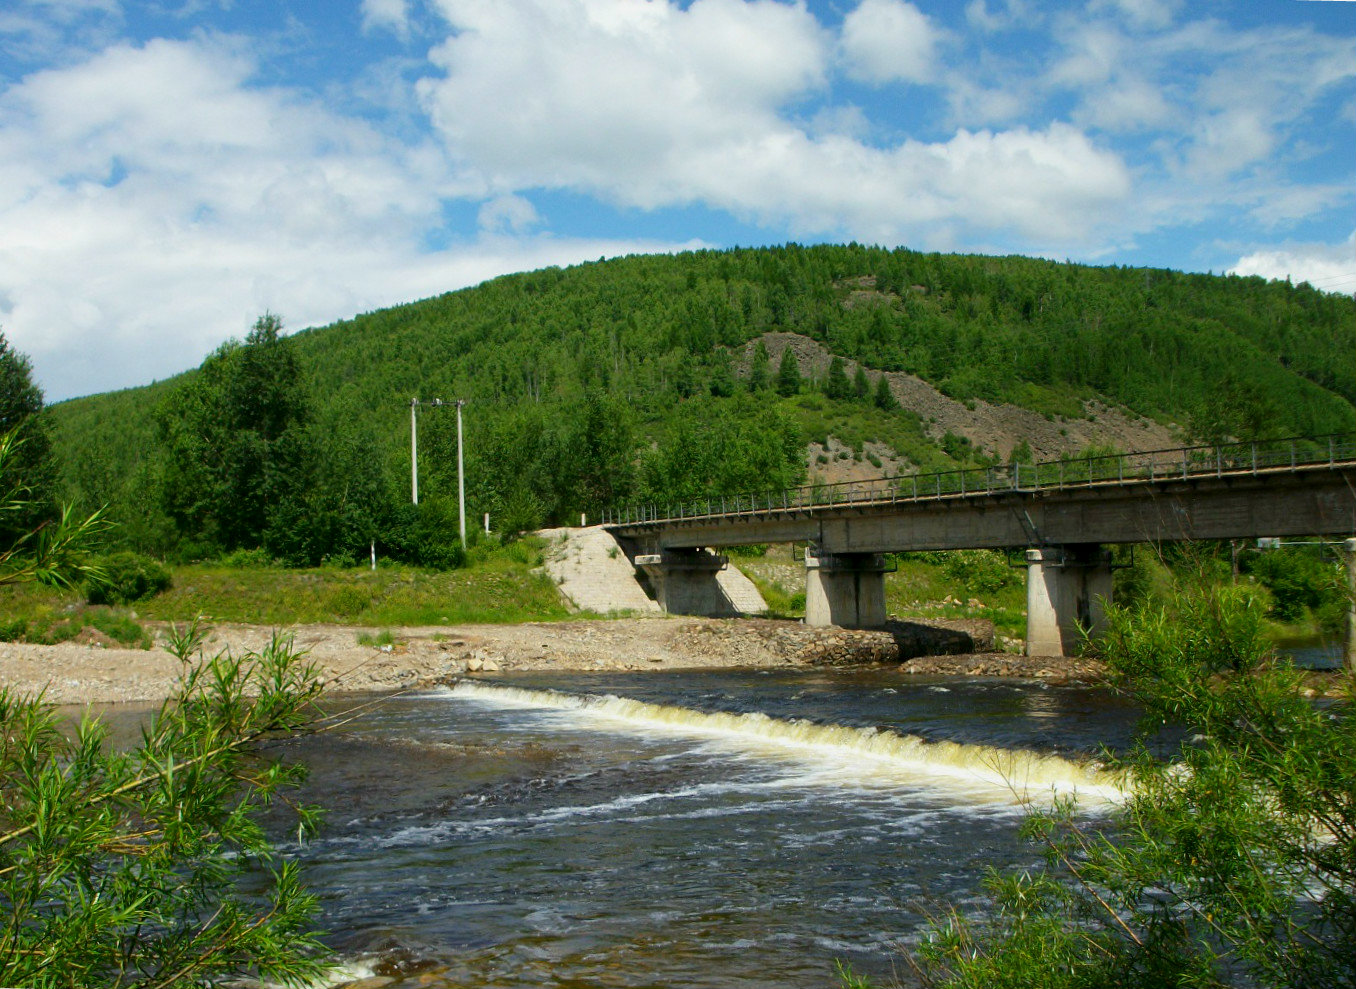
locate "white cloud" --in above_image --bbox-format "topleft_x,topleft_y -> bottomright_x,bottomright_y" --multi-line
1088,0 -> 1180,31
1047,13 -> 1356,173
0,36 -> 511,400
963,0 -> 1035,33
361,0 -> 411,38
415,0 -> 1131,245
1229,232 -> 1356,295
418,0 -> 828,199
478,193 -> 540,234
3,0 -> 1349,403
840,0 -> 943,86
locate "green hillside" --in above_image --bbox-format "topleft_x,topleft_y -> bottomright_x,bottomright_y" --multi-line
48,244 -> 1356,564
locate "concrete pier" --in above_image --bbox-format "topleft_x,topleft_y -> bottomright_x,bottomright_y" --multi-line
1025,544 -> 1114,657
805,548 -> 888,629
636,548 -> 738,617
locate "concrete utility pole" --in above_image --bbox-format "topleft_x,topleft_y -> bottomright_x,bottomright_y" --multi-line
409,397 -> 468,549
410,397 -> 447,505
411,397 -> 419,505
456,399 -> 467,549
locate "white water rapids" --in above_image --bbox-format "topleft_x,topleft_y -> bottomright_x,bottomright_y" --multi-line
439,680 -> 1127,805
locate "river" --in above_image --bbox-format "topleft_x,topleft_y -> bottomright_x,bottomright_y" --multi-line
282,670 -> 1146,988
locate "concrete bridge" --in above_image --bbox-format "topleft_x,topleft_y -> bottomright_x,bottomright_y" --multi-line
602,435 -> 1356,661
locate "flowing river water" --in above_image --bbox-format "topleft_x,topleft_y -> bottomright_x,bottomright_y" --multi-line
280,670 -> 1148,988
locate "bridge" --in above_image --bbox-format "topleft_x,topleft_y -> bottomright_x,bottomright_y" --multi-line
602,435 -> 1356,661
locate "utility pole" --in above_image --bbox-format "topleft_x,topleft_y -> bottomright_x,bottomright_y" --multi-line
410,397 -> 447,505
411,397 -> 419,505
456,399 -> 467,549
409,397 -> 467,549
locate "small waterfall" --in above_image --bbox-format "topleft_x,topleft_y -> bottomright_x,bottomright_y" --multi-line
440,681 -> 1126,805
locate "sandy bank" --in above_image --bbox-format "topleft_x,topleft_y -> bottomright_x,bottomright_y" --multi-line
0,615 -> 1107,706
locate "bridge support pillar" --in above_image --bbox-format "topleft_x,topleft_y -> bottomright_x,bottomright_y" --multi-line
1025,545 -> 1114,658
636,548 -> 737,617
805,548 -> 888,629
1343,538 -> 1356,673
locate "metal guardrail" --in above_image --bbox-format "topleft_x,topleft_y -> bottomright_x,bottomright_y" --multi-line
600,434 -> 1356,528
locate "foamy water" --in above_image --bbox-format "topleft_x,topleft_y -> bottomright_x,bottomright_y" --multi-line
283,669 -> 1145,989
440,680 -> 1126,804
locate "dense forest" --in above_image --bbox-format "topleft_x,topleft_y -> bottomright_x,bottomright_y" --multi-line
47,244 -> 1356,565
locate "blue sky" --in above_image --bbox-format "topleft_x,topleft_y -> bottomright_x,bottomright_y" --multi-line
1,0 -> 1353,401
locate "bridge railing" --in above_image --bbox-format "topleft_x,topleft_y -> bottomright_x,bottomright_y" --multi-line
599,433 -> 1356,527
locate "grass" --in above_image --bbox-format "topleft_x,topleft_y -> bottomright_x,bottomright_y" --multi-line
0,601 -> 154,648
887,552 -> 1028,642
0,537 -> 576,633
355,629 -> 397,647
138,559 -> 572,628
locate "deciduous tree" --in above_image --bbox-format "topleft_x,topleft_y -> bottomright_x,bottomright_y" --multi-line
0,332 -> 57,543
158,314 -> 314,557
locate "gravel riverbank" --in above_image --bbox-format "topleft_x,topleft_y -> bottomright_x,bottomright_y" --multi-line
0,615 -> 1108,706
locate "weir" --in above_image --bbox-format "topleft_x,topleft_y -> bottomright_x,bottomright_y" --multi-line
443,680 -> 1125,804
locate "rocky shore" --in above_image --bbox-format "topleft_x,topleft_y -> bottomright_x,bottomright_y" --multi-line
0,615 -> 1108,707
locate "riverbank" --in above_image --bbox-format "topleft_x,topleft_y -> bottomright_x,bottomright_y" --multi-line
0,614 -> 1113,706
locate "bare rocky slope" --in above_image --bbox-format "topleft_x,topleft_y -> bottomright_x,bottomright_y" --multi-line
748,331 -> 1179,473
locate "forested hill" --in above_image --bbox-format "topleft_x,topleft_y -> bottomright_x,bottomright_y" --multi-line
50,244 -> 1356,563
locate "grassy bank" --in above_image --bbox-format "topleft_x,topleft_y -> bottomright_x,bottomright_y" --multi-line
0,538 -> 576,643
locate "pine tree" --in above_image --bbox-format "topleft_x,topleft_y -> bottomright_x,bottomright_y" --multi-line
853,365 -> 871,400
709,348 -> 737,398
825,356 -> 851,400
748,341 -> 771,392
776,348 -> 802,397
873,373 -> 897,410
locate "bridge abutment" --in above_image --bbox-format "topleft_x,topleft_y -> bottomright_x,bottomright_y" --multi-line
805,548 -> 888,629
1025,544 -> 1114,657
636,548 -> 739,617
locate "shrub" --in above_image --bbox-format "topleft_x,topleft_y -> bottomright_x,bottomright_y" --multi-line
1244,545 -> 1342,625
728,543 -> 769,558
904,580 -> 1356,989
325,585 -> 372,619
220,547 -> 276,569
941,550 -> 1015,595
89,611 -> 153,648
86,551 -> 172,605
0,633 -> 334,987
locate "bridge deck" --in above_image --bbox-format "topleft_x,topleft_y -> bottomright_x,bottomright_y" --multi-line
604,435 -> 1356,553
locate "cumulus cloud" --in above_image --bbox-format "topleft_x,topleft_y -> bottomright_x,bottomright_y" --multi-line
0,34 -> 689,400
417,0 -> 829,197
1229,232 -> 1356,294
414,0 -> 1130,245
963,0 -> 1037,33
478,193 -> 540,234
840,0 -> 943,86
361,0 -> 412,37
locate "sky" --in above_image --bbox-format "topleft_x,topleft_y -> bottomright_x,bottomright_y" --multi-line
1,0 -> 1353,402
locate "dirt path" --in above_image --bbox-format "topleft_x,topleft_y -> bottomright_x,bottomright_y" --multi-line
0,615 -> 1106,706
